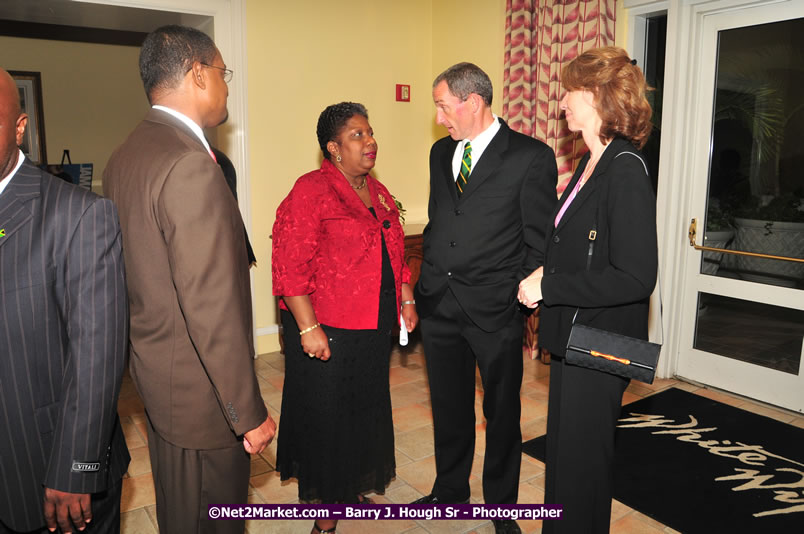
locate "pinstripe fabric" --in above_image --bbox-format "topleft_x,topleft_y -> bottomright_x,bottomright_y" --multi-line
0,161 -> 130,532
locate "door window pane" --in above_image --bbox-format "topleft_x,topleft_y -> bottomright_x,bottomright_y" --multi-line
695,293 -> 803,375
704,18 -> 804,288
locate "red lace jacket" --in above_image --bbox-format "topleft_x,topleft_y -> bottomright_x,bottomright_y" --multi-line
272,159 -> 411,329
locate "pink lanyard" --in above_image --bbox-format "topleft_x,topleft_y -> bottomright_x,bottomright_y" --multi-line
555,146 -> 605,227
554,169 -> 585,227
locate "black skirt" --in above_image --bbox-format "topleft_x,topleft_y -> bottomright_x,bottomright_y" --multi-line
276,232 -> 397,503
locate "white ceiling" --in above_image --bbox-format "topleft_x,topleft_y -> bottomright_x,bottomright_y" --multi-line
0,0 -> 209,33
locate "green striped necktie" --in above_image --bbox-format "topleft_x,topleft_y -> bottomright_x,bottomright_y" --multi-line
456,141 -> 472,196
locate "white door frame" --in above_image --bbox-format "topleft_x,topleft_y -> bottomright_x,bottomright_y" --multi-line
675,1 -> 804,411
624,0 -> 803,409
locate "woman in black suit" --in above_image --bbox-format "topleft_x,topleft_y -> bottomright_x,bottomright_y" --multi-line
517,47 -> 657,533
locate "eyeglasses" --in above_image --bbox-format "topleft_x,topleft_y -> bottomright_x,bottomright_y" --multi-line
201,63 -> 233,83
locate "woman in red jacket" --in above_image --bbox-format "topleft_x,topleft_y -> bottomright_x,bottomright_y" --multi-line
272,102 -> 417,534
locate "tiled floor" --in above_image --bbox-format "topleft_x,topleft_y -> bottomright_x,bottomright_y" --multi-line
118,338 -> 804,533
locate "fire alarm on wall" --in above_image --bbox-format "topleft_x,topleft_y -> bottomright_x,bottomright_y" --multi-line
396,84 -> 410,102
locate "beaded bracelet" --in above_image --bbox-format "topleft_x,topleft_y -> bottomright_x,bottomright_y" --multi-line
299,323 -> 321,335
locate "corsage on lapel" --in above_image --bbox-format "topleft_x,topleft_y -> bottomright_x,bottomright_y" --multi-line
377,194 -> 392,212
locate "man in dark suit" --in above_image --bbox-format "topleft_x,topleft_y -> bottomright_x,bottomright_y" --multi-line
210,145 -> 257,265
103,26 -> 275,534
413,63 -> 557,533
0,67 -> 129,533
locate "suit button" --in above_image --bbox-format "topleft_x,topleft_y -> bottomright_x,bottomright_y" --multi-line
553,235 -> 560,243
447,272 -> 452,277
549,267 -> 556,274
449,241 -> 456,247
454,209 -> 462,216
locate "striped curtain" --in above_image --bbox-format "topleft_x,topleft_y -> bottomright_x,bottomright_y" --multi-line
502,0 -> 616,195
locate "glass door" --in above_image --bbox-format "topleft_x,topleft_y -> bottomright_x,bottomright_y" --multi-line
677,3 -> 804,412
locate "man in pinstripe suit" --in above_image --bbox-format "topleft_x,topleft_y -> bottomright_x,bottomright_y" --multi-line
0,68 -> 129,533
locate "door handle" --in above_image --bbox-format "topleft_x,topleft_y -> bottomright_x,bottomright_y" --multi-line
688,218 -> 804,263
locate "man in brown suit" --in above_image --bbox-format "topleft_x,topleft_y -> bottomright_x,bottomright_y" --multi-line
103,26 -> 275,533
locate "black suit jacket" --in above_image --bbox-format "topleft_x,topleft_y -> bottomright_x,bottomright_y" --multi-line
539,137 -> 658,357
0,161 -> 130,531
210,146 -> 256,265
415,119 -> 557,332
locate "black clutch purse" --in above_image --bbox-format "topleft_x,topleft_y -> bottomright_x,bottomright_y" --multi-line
565,323 -> 660,384
564,151 -> 661,385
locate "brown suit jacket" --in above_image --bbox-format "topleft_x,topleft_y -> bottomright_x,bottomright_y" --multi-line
104,108 -> 266,449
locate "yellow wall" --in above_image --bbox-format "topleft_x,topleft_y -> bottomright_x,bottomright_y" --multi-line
247,0 -> 507,353
0,36 -> 150,190
615,2 -> 629,49
431,0 -> 507,118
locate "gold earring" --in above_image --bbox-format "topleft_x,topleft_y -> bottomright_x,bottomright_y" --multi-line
336,155 -> 342,162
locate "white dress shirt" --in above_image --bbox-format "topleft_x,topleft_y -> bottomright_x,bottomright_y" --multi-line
451,115 -> 502,180
152,105 -> 213,155
0,149 -> 25,197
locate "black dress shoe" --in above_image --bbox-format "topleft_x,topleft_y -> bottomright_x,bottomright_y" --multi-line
411,493 -> 439,504
493,519 -> 522,533
410,493 -> 470,504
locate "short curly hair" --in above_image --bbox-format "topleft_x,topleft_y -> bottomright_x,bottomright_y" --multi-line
316,102 -> 369,160
561,47 -> 653,149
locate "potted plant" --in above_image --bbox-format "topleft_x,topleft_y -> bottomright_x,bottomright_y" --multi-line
730,193 -> 804,286
702,204 -> 735,275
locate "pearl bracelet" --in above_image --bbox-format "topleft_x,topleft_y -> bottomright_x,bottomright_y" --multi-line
299,323 -> 321,335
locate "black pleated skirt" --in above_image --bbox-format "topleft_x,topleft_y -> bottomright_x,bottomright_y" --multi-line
276,234 -> 396,503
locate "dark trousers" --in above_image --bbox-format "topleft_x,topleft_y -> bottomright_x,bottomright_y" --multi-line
147,418 -> 251,534
0,478 -> 123,534
543,356 -> 629,534
420,288 -> 524,504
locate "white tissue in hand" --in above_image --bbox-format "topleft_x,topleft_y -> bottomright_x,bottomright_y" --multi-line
399,313 -> 408,346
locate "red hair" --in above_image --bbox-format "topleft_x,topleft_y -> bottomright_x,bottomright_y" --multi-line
561,47 -> 653,149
